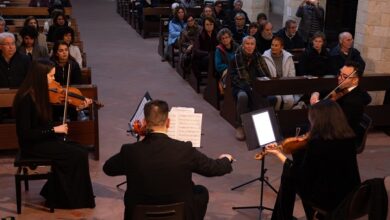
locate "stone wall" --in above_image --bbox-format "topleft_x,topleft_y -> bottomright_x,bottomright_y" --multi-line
242,0 -> 270,22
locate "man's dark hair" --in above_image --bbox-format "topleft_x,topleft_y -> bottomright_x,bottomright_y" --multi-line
272,36 -> 285,47
20,26 -> 38,39
256,13 -> 267,21
144,100 -> 169,127
284,19 -> 297,28
344,60 -> 362,77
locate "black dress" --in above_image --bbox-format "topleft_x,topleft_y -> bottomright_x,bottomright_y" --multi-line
15,94 -> 95,209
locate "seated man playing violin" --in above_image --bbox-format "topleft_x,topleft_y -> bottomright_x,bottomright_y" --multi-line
310,60 -> 371,143
258,100 -> 361,220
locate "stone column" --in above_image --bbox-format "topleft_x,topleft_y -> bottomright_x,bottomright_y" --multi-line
354,0 -> 390,104
242,0 -> 270,22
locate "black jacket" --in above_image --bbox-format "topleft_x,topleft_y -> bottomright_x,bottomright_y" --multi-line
0,52 -> 30,88
50,57 -> 82,85
298,45 -> 330,76
103,133 -> 232,220
275,28 -> 305,50
329,45 -> 366,75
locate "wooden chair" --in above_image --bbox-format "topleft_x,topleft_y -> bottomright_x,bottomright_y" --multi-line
14,151 -> 54,214
132,202 -> 185,220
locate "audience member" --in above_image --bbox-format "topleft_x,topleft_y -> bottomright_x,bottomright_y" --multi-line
56,26 -> 82,67
230,13 -> 248,45
17,16 -> 49,51
180,0 -> 196,8
264,100 -> 360,220
17,26 -> 49,61
230,36 -> 271,141
263,36 -> 296,109
193,17 -> 218,79
214,28 -> 239,91
248,22 -> 259,36
0,16 -> 7,33
213,1 -> 227,27
256,12 -> 267,28
329,32 -> 365,76
179,14 -> 202,74
103,100 -> 233,220
228,0 -> 250,27
168,6 -> 186,47
299,31 -> 330,76
47,12 -> 69,42
296,0 -> 325,43
255,21 -> 273,54
275,19 -> 305,50
0,33 -> 31,88
50,41 -> 81,85
199,5 -> 221,31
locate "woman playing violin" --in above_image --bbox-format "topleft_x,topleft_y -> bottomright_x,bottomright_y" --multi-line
263,100 -> 360,219
13,58 -> 95,209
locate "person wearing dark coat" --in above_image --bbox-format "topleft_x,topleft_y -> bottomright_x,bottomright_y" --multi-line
213,1 -> 227,27
227,0 -> 250,27
298,31 -> 330,76
50,41 -> 81,85
329,32 -> 366,76
264,100 -> 361,220
229,12 -> 248,45
17,26 -> 49,61
296,0 -> 325,43
13,59 -> 95,209
103,100 -> 233,220
0,33 -> 31,88
255,21 -> 273,54
47,12 -> 69,43
275,20 -> 305,51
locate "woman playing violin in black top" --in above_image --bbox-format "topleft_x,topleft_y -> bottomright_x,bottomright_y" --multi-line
13,58 -> 95,209
262,100 -> 361,220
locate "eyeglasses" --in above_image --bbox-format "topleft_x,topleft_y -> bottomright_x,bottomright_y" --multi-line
1,42 -> 15,47
338,72 -> 357,79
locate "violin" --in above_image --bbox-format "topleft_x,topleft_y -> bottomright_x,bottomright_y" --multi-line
328,88 -> 349,101
132,119 -> 147,136
254,134 -> 309,160
48,80 -> 104,109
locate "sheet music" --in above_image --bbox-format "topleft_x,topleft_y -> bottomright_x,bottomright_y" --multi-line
168,107 -> 202,147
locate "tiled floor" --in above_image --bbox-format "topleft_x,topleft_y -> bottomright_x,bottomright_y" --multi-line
0,0 -> 389,219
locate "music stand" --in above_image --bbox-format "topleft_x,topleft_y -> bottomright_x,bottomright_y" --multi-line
116,92 -> 152,188
232,107 -> 281,219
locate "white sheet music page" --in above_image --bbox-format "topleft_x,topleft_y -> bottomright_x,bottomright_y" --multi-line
167,107 -> 202,147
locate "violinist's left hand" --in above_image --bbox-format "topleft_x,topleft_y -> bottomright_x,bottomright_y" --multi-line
77,98 -> 93,110
265,144 -> 287,163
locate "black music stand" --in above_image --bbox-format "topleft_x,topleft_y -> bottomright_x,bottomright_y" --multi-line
116,92 -> 152,188
231,107 -> 281,219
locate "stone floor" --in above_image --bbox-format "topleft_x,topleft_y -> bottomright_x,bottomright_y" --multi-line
0,0 -> 389,219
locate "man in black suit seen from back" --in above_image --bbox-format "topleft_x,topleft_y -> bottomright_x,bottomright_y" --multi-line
103,100 -> 234,220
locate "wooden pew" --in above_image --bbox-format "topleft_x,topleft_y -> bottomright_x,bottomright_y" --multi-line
220,74 -> 390,136
203,52 -> 223,110
0,7 -> 72,17
0,85 -> 101,160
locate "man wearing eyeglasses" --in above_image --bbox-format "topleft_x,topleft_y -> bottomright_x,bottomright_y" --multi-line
0,33 -> 31,88
310,61 -> 371,138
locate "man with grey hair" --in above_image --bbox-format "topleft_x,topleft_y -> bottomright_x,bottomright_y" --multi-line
0,33 -> 31,88
230,12 -> 248,45
230,36 -> 272,140
228,0 -> 250,27
329,32 -> 365,75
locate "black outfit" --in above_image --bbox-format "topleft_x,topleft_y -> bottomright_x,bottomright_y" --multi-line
298,45 -> 330,76
0,52 -> 31,88
227,9 -> 250,27
47,23 -> 68,43
271,137 -> 361,220
50,57 -> 82,85
230,25 -> 248,45
329,45 -> 366,75
192,30 -> 218,76
275,28 -> 305,51
15,94 -> 95,209
336,86 -> 372,141
103,133 -> 232,220
255,33 -> 272,54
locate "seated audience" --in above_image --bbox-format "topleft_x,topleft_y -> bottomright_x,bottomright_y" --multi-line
180,0 -> 196,8
255,21 -> 273,54
179,14 -> 202,74
50,41 -> 81,85
103,100 -> 233,220
230,13 -> 248,45
299,31 -> 330,76
256,12 -> 267,28
168,6 -> 186,48
248,22 -> 259,36
264,100 -> 360,220
329,32 -> 365,75
17,16 -> 49,51
56,26 -> 83,67
199,5 -> 221,31
47,12 -> 69,42
230,36 -> 271,141
214,28 -> 239,90
213,1 -> 227,27
275,19 -> 305,50
0,33 -> 31,88
192,17 -> 218,78
228,0 -> 250,27
17,26 -> 49,61
263,36 -> 296,109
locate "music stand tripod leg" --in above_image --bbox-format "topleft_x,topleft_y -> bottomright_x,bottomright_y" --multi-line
232,156 -> 276,219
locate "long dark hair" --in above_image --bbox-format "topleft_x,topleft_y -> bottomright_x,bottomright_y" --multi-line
50,40 -> 75,62
13,58 -> 55,122
309,100 -> 355,140
23,16 -> 40,31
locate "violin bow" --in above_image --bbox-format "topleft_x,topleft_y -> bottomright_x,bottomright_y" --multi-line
323,70 -> 357,100
62,63 -> 71,141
